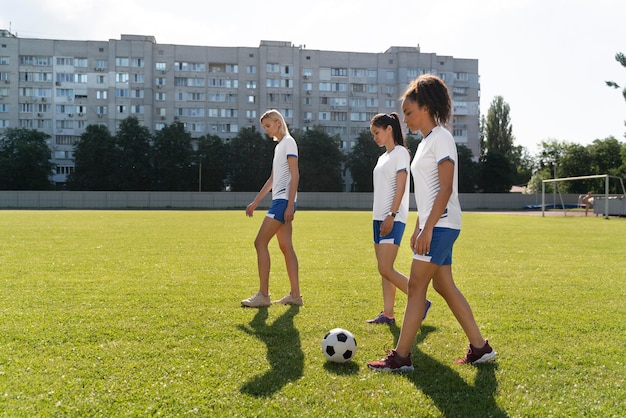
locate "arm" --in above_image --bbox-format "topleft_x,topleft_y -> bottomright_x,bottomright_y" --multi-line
412,159 -> 454,255
283,155 -> 299,222
245,172 -> 273,217
380,169 -> 407,236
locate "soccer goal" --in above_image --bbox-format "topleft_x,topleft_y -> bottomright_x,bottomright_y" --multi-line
541,174 -> 626,218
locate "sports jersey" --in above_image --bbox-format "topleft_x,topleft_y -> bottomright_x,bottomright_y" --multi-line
272,135 -> 298,201
373,145 -> 411,223
410,126 -> 462,230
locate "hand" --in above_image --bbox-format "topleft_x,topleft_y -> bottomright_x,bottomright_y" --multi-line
412,229 -> 432,255
245,201 -> 257,217
284,205 -> 295,222
380,216 -> 393,236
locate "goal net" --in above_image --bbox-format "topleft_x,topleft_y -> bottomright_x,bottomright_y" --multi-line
541,174 -> 626,218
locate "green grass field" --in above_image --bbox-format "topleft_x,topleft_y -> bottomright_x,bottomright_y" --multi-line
0,210 -> 625,417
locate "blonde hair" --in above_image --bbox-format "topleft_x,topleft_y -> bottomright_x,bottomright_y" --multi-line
260,109 -> 290,140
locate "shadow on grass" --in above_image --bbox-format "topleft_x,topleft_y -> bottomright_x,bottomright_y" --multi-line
384,323 -> 506,417
323,360 -> 359,375
237,305 -> 303,398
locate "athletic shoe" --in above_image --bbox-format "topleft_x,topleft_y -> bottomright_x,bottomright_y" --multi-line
368,349 -> 414,372
241,291 -> 271,308
273,294 -> 303,306
455,340 -> 497,364
423,299 -> 432,320
366,312 -> 396,324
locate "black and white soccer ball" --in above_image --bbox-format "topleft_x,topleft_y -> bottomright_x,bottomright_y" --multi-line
322,328 -> 357,363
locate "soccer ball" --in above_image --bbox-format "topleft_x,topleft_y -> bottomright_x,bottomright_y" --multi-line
322,328 -> 357,363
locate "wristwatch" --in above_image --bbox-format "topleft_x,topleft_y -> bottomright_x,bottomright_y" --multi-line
387,211 -> 397,218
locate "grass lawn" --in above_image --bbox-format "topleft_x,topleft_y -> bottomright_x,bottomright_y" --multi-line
0,210 -> 625,417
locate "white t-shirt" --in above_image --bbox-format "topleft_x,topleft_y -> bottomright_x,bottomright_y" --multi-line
410,126 -> 462,230
272,135 -> 298,201
373,145 -> 410,223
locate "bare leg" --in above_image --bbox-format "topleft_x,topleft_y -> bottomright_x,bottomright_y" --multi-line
253,216 -> 282,296
374,243 -> 408,317
275,220 -> 300,297
395,259 -> 438,357
432,265 -> 485,347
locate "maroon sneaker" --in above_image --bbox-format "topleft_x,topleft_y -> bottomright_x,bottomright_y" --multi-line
455,340 -> 497,364
366,312 -> 395,325
368,350 -> 414,372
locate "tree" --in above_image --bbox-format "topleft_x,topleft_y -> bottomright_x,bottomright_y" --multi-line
588,137 -> 622,176
295,126 -> 344,192
480,96 -> 514,158
557,143 -> 593,193
152,122 -> 195,191
0,128 -> 54,190
478,151 -> 514,193
113,116 -> 153,190
227,127 -> 274,192
345,130 -> 381,192
478,96 -> 516,192
456,143 -> 477,193
605,52 -> 626,103
196,134 -> 228,191
67,124 -> 117,190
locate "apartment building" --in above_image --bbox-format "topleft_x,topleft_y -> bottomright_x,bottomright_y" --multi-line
0,30 -> 480,186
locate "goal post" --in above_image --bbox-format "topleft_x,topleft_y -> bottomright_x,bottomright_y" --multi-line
541,174 -> 626,219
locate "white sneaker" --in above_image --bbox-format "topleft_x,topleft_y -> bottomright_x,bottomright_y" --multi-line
273,294 -> 303,306
241,291 -> 271,307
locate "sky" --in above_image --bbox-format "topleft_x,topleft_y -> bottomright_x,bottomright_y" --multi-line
3,0 -> 626,154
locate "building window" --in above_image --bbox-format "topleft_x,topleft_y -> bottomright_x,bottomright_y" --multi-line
116,73 -> 129,83
131,58 -> 144,67
56,57 -> 74,66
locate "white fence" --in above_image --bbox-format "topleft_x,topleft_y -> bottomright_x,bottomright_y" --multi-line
0,191 -> 581,211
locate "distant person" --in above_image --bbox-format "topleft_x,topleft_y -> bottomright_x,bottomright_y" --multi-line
242,109 -> 302,307
366,112 -> 431,325
581,192 -> 593,216
368,74 -> 496,372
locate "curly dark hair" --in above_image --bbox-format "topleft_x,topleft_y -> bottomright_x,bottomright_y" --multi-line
402,74 -> 452,126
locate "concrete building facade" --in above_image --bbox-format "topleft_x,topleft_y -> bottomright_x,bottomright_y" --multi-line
0,31 -> 480,186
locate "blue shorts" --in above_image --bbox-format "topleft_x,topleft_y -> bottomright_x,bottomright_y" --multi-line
266,199 -> 297,224
373,220 -> 406,246
413,227 -> 460,265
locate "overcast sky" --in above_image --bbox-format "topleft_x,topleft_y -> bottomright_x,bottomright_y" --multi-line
3,0 -> 626,154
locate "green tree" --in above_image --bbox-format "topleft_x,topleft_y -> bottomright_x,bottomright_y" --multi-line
295,126 -> 344,192
605,52 -> 626,103
67,124 -> 117,190
197,134 -> 228,191
345,130 -> 381,192
457,143 -> 477,193
228,127 -> 273,192
588,137 -> 622,176
480,96 -> 514,158
113,116 -> 153,190
478,96 -> 516,192
0,128 -> 54,190
478,151 -> 514,193
152,122 -> 195,191
558,143 -> 593,193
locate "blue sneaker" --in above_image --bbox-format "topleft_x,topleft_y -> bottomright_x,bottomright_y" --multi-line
423,299 -> 432,320
366,312 -> 395,324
